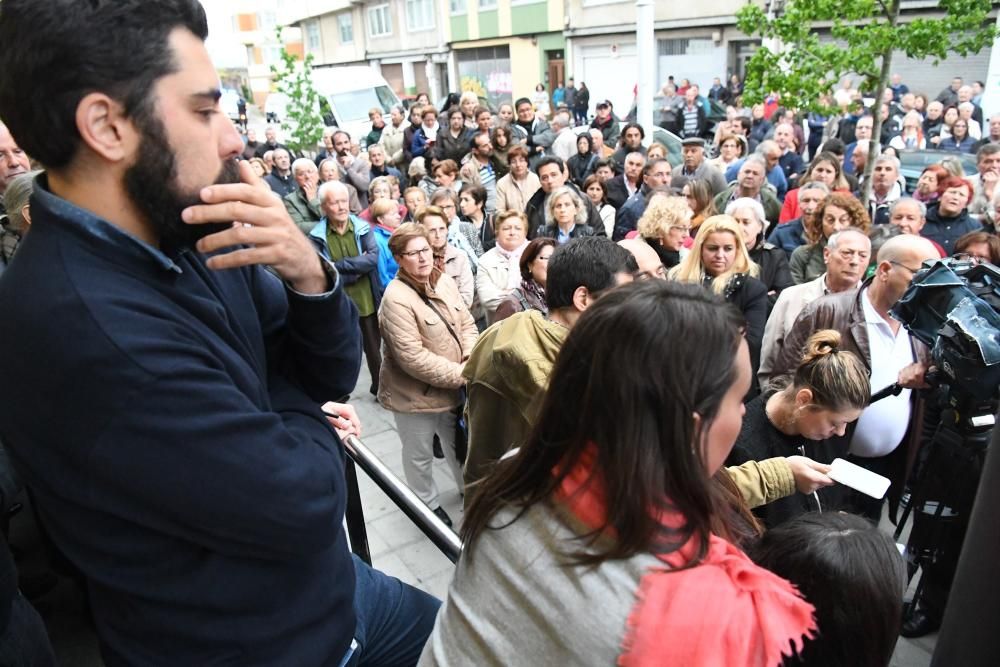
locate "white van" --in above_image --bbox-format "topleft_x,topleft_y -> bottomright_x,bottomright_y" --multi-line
312,66 -> 401,146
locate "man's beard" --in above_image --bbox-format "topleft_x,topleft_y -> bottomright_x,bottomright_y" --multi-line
124,111 -> 240,253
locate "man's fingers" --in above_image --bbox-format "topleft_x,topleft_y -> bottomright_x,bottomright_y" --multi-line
204,246 -> 274,271
185,200 -> 261,227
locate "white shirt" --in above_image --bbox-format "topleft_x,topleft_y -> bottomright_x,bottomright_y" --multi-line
849,288 -> 914,458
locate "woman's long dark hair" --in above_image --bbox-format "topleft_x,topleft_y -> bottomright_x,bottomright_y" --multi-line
462,280 -> 747,566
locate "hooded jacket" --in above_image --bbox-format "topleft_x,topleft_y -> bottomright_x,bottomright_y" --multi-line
462,310 -> 567,492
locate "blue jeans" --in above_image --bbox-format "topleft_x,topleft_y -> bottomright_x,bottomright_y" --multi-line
341,555 -> 442,667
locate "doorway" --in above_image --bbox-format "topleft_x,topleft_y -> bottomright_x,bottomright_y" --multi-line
546,50 -> 565,111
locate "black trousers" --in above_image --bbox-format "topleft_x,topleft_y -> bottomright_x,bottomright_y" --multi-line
360,314 -> 382,391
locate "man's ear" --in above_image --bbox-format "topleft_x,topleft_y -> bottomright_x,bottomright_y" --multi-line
75,92 -> 138,164
572,285 -> 591,312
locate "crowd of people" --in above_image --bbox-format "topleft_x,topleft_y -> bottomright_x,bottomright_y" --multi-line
0,0 -> 996,665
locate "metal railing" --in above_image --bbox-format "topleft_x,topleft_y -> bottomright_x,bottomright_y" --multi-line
342,435 -> 463,565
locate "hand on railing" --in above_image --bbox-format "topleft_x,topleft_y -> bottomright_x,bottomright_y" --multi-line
322,401 -> 362,439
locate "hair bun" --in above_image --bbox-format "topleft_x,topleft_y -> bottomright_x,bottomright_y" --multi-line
801,329 -> 841,364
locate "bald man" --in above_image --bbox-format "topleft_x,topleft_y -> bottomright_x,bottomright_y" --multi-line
0,122 -> 30,214
619,238 -> 666,279
773,234 -> 940,522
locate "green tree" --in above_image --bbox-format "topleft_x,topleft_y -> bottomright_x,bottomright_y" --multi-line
737,0 -> 997,200
269,27 -> 324,156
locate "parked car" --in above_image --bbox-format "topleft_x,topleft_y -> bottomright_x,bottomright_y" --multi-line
896,149 -> 978,192
312,66 -> 402,144
264,92 -> 288,123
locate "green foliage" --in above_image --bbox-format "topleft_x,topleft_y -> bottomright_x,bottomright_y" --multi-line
737,0 -> 996,200
736,0 -> 997,113
240,82 -> 254,105
269,27 -> 324,155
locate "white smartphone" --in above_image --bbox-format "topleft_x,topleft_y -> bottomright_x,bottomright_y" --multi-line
829,458 -> 891,499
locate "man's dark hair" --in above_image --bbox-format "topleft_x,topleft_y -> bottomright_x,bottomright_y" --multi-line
594,158 -> 616,173
545,237 -> 637,311
642,158 -> 669,178
621,122 -> 645,141
820,137 -> 846,157
460,183 -> 487,209
332,130 -> 352,143
514,97 -> 532,110
536,155 -> 565,175
737,116 -> 752,134
0,0 -> 209,168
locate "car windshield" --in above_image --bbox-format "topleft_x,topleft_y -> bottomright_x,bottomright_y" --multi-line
329,86 -> 396,123
898,150 -> 978,174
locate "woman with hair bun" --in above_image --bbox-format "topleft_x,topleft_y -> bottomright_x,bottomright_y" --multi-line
727,329 -> 870,528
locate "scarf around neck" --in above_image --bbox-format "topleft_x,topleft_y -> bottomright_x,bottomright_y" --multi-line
554,446 -> 816,667
496,240 -> 528,290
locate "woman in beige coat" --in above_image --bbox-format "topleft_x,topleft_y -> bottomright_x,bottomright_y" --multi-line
378,223 -> 479,526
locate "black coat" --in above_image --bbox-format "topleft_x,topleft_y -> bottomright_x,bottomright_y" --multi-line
534,222 -> 596,241
711,274 -> 768,399
567,152 -> 598,187
923,204 -> 983,255
749,241 -> 794,306
604,174 -> 637,211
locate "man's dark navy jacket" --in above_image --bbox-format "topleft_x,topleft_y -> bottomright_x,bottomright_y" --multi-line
0,178 -> 363,666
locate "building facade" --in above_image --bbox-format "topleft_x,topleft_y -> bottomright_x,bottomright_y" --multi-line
278,0 -> 996,118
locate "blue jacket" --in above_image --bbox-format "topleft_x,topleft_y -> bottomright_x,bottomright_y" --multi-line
371,224 -> 400,287
768,217 -> 808,258
310,216 -> 385,309
923,204 -> 982,255
0,180 -> 362,666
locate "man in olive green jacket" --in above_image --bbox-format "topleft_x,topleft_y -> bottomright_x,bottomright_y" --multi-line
462,238 -> 637,497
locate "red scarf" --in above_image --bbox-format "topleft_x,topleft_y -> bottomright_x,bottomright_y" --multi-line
555,447 -> 816,667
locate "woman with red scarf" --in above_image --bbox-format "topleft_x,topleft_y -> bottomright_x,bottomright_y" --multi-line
419,281 -> 816,666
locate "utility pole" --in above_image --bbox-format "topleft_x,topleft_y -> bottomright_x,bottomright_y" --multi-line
635,0 -> 655,141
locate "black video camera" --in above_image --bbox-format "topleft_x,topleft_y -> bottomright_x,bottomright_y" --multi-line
891,258 -> 1000,403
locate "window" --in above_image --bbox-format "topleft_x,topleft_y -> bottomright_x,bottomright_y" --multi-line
258,11 -> 277,30
337,13 -> 354,44
262,45 -> 284,66
449,0 -> 467,14
456,46 -> 512,109
406,0 -> 435,31
304,19 -> 322,53
367,4 -> 392,37
478,0 -> 497,8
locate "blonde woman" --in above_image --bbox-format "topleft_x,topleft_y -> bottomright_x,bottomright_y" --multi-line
635,194 -> 691,269
669,215 -> 768,394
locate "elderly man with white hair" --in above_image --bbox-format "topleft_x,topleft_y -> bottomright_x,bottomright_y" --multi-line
0,122 -> 30,215
549,112 -> 577,163
0,170 -> 37,275
588,128 -> 614,159
310,180 -> 384,395
759,227 -> 871,388
283,158 -> 323,234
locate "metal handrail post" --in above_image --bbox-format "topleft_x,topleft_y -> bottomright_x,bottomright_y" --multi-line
343,435 -> 463,563
343,457 -> 372,565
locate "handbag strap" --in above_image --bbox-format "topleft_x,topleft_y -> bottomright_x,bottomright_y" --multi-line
410,282 -> 464,355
